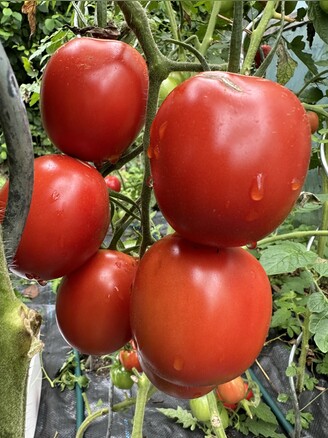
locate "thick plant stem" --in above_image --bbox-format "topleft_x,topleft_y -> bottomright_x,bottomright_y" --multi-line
131,374 -> 152,438
96,0 -> 107,28
296,310 -> 311,394
228,1 -> 244,73
0,42 -> 34,262
258,230 -> 328,247
0,228 -> 42,437
206,391 -> 227,438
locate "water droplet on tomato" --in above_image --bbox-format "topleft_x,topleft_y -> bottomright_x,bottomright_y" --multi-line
147,144 -> 160,159
250,173 -> 264,201
51,190 -> 60,202
173,357 -> 184,371
159,121 -> 168,139
146,176 -> 153,188
291,178 -> 301,191
38,279 -> 48,286
247,241 -> 257,250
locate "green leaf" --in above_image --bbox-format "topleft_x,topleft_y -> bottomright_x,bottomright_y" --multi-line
276,42 -> 298,85
316,352 -> 328,375
313,319 -> 328,353
246,418 -> 285,438
271,308 -> 292,328
252,402 -> 278,425
2,7 -> 12,16
157,406 -> 198,431
312,258 -> 328,277
259,242 -> 318,275
307,1 -> 328,45
308,292 -> 328,313
287,35 -> 318,76
286,363 -> 297,377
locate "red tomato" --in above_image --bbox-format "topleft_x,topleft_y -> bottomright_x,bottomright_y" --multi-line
40,37 -> 149,164
0,154 -> 110,281
56,249 -> 138,355
255,44 -> 271,68
139,356 -> 215,399
131,234 -> 272,387
104,175 -> 122,192
119,348 -> 142,372
306,111 -> 319,134
216,376 -> 247,404
149,72 -> 311,247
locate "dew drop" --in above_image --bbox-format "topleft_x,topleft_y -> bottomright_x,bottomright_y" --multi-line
159,121 -> 168,139
247,241 -> 257,250
173,357 -> 184,371
250,173 -> 264,201
51,190 -> 60,202
38,279 -> 48,286
146,176 -> 153,188
291,178 -> 301,191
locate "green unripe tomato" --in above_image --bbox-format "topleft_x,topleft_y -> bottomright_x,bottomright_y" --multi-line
190,395 -> 211,422
189,394 -> 229,428
110,365 -> 134,390
159,72 -> 187,103
320,0 -> 328,13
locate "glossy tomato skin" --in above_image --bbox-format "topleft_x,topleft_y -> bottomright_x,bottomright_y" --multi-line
119,348 -> 142,372
56,249 -> 138,355
41,37 -> 149,164
131,234 -> 272,387
139,356 -> 216,399
0,154 -> 110,281
307,111 -> 319,133
104,175 -> 122,192
149,72 -> 311,247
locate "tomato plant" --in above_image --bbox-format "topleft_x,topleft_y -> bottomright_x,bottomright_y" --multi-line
149,71 -> 311,247
319,0 -> 328,13
131,234 -> 272,387
104,174 -> 122,192
216,376 -> 247,405
0,154 -> 110,281
40,37 -> 149,164
56,249 -> 138,355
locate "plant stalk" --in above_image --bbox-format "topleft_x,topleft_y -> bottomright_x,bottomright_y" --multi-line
206,390 -> 227,438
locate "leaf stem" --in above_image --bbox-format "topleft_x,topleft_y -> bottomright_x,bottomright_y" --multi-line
257,230 -> 328,247
296,309 -> 311,394
200,1 -> 222,55
227,1 -> 244,73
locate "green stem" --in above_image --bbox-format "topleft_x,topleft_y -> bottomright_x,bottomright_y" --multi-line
131,374 -> 152,438
200,1 -> 222,55
296,69 -> 328,98
296,309 -> 311,393
164,0 -> 183,54
241,1 -> 278,75
318,169 -> 328,257
302,103 -> 328,118
257,230 -> 328,247
96,0 -> 107,28
227,1 -> 244,73
164,38 -> 210,71
206,391 -> 227,438
76,408 -> 109,438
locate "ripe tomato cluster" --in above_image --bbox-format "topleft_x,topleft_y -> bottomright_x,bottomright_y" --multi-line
130,72 -> 312,398
0,37 -> 148,357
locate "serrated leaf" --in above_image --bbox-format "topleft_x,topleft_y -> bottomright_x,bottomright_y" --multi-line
287,35 -> 318,76
271,308 -> 292,328
313,319 -> 328,353
276,42 -> 297,85
246,418 -> 285,438
313,258 -> 328,278
308,292 -> 328,313
316,352 -> 328,375
252,402 -> 278,425
157,406 -> 198,430
259,242 -> 318,275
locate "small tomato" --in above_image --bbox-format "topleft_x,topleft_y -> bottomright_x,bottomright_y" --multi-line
216,376 -> 247,405
110,365 -> 134,390
119,348 -> 142,372
307,111 -> 319,134
104,174 -> 122,192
